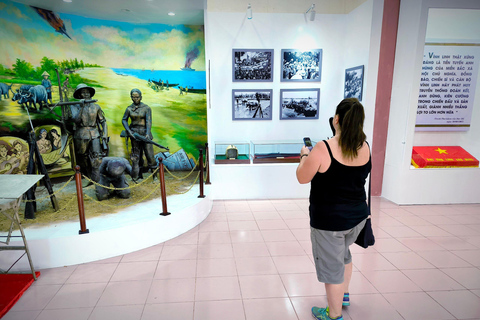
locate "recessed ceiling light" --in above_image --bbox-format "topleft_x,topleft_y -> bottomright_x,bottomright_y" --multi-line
168,12 -> 175,16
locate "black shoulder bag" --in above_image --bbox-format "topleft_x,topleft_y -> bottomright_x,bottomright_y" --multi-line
355,167 -> 375,248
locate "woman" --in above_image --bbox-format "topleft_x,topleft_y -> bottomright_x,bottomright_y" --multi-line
296,98 -> 371,320
50,128 -> 61,150
36,128 -> 52,154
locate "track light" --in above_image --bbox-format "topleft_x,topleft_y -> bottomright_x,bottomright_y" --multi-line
247,3 -> 252,20
305,4 -> 316,21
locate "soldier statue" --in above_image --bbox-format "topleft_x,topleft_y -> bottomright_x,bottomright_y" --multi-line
66,83 -> 108,183
122,88 -> 155,180
95,157 -> 132,201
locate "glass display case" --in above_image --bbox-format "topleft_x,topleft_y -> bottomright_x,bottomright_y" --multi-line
214,142 -> 250,164
251,140 -> 312,164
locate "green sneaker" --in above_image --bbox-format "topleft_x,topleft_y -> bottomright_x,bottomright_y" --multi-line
311,306 -> 343,320
342,293 -> 350,306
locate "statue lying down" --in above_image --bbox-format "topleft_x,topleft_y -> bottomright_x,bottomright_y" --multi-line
95,157 -> 133,201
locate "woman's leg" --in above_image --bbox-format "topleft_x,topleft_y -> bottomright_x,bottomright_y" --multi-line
325,283 -> 344,319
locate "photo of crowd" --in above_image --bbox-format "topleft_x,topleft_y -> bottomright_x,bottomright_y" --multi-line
232,90 -> 272,120
233,49 -> 273,81
280,89 -> 320,120
281,49 -> 322,81
344,65 -> 364,101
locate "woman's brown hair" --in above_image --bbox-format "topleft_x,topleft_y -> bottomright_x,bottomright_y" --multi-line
335,98 -> 366,159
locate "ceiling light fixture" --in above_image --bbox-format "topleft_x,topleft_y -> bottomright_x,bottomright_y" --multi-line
247,3 -> 252,20
63,0 -> 72,2
168,12 -> 175,16
305,4 -> 316,21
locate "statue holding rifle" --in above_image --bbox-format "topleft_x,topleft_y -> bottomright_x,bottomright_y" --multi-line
65,83 -> 108,182
122,88 -> 167,179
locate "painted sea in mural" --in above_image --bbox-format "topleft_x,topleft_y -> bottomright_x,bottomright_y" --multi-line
112,69 -> 206,90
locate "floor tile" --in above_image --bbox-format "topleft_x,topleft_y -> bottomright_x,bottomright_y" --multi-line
89,305 -> 144,320
141,302 -> 194,320
252,211 -> 282,220
97,280 -> 151,306
398,237 -> 445,251
196,258 -> 237,277
198,221 -> 229,232
120,245 -> 163,261
362,270 -> 422,293
440,267 -> 480,289
372,238 -> 411,253
280,273 -> 325,296
265,241 -> 306,256
261,229 -> 296,242
227,212 -> 255,221
438,224 -> 479,236
383,292 -> 455,320
230,230 -> 264,243
352,252 -> 397,271
197,243 -> 234,259
228,220 -> 259,231
110,261 -> 157,281
428,290 -> 480,320
243,298 -> 298,320
235,256 -> 278,275
66,263 -> 117,284
290,296 -> 329,320
402,269 -> 464,291
417,250 -> 472,268
344,293 -> 404,320
348,271 -> 378,294
233,242 -> 270,257
147,278 -> 195,303
380,226 -> 423,238
35,307 -> 92,320
154,259 -> 197,279
198,231 -> 232,244
2,310 -> 41,320
32,266 -> 77,286
284,218 -> 310,229
430,236 -> 478,250
409,225 -> 452,237
239,274 -> 288,298
278,210 -> 307,219
195,276 -> 241,301
256,219 -> 289,230
45,283 -> 107,309
451,249 -> 480,266
194,300 -> 245,320
160,244 -> 197,260
10,284 -> 61,311
272,255 -> 314,274
382,252 -> 435,270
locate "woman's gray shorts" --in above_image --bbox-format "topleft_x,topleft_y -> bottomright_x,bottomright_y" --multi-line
310,219 -> 366,284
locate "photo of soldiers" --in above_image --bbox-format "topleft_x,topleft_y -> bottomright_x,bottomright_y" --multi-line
233,49 -> 273,81
281,49 -> 322,81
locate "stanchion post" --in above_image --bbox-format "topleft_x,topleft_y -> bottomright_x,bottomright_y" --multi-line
205,142 -> 211,185
75,166 -> 89,234
158,158 -> 171,216
198,149 -> 206,198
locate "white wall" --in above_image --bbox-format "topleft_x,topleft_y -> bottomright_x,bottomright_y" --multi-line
382,0 -> 480,204
205,0 -> 381,199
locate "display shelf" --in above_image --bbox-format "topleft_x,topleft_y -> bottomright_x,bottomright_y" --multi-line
214,141 -> 250,164
251,140 -> 308,164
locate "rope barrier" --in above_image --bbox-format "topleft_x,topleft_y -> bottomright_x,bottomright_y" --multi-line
80,167 -> 159,191
21,175 -> 75,203
83,182 -> 161,208
163,159 -> 198,180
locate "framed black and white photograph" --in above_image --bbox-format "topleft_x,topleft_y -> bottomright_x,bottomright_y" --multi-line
232,89 -> 273,120
280,88 -> 320,120
281,49 -> 322,82
344,65 -> 364,101
232,49 -> 274,82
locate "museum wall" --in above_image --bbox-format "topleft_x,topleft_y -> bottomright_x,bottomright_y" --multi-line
382,0 -> 480,204
205,0 -> 381,199
0,0 -> 207,176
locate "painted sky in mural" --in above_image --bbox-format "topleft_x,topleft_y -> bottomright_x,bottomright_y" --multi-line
0,1 -> 205,71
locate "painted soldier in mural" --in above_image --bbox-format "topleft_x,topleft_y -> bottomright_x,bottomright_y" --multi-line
66,83 -> 108,182
122,88 -> 155,180
41,71 -> 53,104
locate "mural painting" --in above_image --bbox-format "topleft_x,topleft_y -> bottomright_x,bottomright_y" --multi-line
0,0 -> 207,178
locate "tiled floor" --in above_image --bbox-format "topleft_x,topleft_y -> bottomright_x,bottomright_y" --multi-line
4,198 -> 480,320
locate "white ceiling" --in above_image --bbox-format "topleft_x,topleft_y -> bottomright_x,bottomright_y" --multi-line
10,0 -> 367,25
11,0 -> 206,25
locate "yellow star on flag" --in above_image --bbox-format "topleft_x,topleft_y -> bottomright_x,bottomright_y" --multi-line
434,147 -> 448,154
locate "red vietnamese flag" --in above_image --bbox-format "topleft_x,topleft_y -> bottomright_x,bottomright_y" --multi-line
412,146 -> 479,168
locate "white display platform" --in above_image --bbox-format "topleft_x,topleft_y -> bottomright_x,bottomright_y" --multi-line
0,185 -> 212,271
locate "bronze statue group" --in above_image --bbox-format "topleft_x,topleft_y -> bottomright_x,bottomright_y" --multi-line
65,84 -> 164,201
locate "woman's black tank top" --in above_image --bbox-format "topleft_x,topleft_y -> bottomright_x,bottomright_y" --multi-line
309,140 -> 371,231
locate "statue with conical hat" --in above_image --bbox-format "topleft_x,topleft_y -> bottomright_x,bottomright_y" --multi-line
65,83 -> 108,183
41,71 -> 53,104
